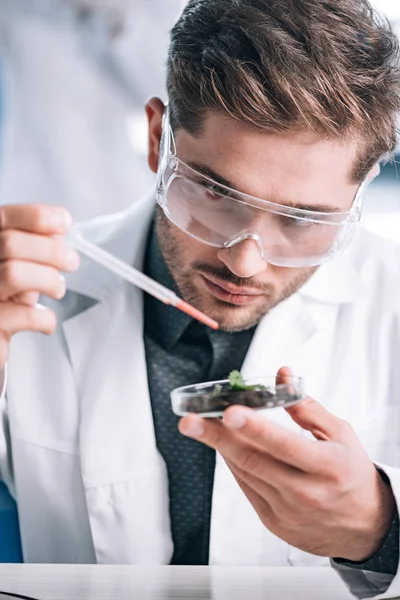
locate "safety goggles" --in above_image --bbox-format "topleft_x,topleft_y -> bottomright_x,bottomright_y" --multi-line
156,108 -> 367,268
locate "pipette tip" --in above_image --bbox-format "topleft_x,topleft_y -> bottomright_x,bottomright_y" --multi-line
176,300 -> 219,330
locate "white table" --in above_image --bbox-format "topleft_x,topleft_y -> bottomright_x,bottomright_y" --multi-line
0,565 -> 358,599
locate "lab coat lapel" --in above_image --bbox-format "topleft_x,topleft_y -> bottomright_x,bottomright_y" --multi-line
62,197 -> 173,564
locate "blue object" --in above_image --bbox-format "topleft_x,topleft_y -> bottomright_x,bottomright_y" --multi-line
0,482 -> 23,562
0,57 -> 3,159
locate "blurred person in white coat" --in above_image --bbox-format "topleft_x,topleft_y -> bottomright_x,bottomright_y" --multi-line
0,1 -> 400,599
0,0 -> 185,220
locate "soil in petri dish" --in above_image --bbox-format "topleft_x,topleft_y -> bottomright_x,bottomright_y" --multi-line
182,389 -> 302,414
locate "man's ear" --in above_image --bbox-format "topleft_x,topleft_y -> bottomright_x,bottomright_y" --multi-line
367,163 -> 381,182
145,97 -> 165,174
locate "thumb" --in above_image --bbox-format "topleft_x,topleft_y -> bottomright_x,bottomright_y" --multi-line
276,366 -> 351,443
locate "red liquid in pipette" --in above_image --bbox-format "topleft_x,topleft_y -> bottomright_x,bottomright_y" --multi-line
176,300 -> 219,330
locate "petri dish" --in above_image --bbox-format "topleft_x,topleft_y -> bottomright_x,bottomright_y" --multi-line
171,375 -> 305,418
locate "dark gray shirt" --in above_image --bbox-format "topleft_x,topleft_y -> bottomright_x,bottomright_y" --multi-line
143,221 -> 398,573
143,222 -> 255,564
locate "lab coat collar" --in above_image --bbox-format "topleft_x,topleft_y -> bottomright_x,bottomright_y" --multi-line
298,241 -> 367,305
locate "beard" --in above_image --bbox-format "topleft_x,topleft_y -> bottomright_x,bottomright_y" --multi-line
156,208 -> 317,333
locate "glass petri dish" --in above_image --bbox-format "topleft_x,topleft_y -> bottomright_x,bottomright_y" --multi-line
171,375 -> 305,418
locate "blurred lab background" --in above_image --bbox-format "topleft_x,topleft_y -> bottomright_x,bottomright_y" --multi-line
0,0 -> 398,239
0,0 -> 186,221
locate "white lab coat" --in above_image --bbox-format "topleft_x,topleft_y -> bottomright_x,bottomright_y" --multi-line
1,195 -> 400,599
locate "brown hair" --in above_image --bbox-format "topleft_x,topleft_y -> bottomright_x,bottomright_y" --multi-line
167,0 -> 400,181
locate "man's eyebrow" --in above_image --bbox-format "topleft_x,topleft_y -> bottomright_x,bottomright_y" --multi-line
187,162 -> 235,190
291,203 -> 343,213
187,161 -> 343,213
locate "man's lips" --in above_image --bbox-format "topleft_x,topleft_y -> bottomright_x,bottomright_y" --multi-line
200,274 -> 264,306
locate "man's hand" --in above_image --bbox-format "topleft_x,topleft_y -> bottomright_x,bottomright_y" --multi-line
179,367 -> 396,562
0,204 -> 80,369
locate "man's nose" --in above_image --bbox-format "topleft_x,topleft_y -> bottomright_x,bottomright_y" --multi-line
216,238 -> 267,279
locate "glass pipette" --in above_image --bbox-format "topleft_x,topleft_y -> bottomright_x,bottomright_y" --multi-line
68,228 -> 219,330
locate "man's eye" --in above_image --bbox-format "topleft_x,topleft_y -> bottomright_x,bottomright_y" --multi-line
280,215 -> 315,229
294,217 -> 314,227
205,183 -> 229,198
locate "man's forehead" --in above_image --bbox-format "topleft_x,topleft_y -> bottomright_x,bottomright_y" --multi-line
178,111 -> 358,166
174,112 -> 361,201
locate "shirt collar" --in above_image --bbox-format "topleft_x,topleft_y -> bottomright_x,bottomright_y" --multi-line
144,221 -> 193,350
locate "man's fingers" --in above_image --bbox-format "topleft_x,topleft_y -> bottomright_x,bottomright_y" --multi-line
207,418 -> 298,485
180,410 -> 325,473
0,302 -> 56,336
276,366 -> 355,444
227,462 -> 275,525
0,260 -> 66,300
0,301 -> 56,370
13,292 -> 40,306
227,459 -> 281,505
0,205 -> 72,235
0,230 -> 80,273
285,397 -> 355,444
276,366 -> 294,387
222,406 -> 330,472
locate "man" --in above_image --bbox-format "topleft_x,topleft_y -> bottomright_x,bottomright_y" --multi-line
0,0 -> 399,598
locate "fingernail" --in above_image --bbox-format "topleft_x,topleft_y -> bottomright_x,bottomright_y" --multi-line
34,303 -> 46,310
224,410 -> 247,430
56,275 -> 66,299
50,210 -> 73,231
65,250 -> 80,270
181,419 -> 204,438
